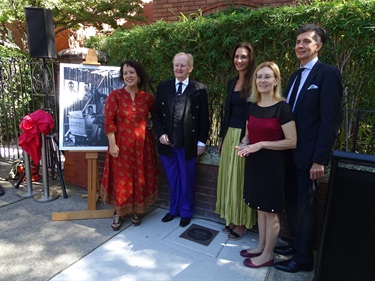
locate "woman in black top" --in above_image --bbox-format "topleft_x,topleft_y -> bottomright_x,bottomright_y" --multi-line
215,42 -> 257,240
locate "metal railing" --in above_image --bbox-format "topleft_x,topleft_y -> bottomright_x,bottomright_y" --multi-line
0,57 -> 59,161
339,109 -> 375,155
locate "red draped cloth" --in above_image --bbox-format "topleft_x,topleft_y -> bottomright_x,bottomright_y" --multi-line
18,110 -> 55,165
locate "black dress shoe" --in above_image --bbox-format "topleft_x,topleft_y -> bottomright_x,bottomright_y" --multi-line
274,259 -> 314,273
161,213 -> 175,222
274,244 -> 295,255
179,217 -> 191,227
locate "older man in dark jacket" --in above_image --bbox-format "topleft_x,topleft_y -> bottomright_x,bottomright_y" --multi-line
152,52 -> 210,228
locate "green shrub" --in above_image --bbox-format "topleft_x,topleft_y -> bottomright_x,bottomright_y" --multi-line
85,0 -> 374,151
90,0 -> 374,110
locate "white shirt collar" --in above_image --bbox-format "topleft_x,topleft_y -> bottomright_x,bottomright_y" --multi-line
301,57 -> 318,71
175,78 -> 189,86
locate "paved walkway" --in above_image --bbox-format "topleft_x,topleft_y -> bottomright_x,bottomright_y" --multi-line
0,161 -> 314,281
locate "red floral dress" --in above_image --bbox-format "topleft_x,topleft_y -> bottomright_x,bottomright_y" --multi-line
100,88 -> 158,216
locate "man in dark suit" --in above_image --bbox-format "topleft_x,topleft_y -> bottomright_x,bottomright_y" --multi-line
274,24 -> 343,273
152,52 -> 210,227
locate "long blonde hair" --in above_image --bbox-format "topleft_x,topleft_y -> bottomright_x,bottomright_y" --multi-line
249,61 -> 283,103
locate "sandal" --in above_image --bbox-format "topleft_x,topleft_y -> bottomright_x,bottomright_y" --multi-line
111,214 -> 122,231
228,228 -> 247,241
222,225 -> 234,234
131,214 -> 141,226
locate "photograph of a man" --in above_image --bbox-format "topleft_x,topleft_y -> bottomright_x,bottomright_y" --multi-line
67,80 -> 77,94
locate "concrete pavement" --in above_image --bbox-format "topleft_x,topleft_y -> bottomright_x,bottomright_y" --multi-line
0,161 -> 314,281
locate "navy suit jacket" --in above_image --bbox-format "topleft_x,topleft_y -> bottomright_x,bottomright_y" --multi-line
152,78 -> 210,160
285,61 -> 343,169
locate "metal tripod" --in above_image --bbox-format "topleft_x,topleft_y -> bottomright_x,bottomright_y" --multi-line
33,131 -> 67,202
15,133 -> 68,200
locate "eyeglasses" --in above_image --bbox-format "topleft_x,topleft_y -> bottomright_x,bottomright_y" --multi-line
256,75 -> 275,80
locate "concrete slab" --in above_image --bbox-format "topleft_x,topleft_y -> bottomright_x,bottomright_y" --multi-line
50,209 -> 268,281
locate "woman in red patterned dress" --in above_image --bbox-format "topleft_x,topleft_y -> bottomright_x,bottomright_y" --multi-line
100,60 -> 158,230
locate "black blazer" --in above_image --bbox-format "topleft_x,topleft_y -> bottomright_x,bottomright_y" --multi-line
285,61 -> 343,169
219,77 -> 250,142
219,77 -> 236,139
152,78 -> 210,160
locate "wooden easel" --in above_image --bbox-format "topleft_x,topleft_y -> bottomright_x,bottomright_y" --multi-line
52,49 -> 113,221
52,152 -> 113,221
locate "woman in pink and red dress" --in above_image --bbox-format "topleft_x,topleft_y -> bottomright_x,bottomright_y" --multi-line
236,62 -> 297,268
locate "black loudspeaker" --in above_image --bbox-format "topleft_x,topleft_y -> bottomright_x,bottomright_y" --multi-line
25,7 -> 57,59
315,151 -> 375,281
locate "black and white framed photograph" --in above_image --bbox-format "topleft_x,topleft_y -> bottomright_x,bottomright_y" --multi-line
59,63 -> 123,151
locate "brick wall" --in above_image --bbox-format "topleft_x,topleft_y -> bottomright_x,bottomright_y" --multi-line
5,23 -> 25,50
152,0 -> 294,22
55,29 -> 70,53
63,151 -> 89,188
156,159 -> 221,221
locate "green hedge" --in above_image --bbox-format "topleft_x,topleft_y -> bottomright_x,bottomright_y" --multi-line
87,0 -> 374,108
85,0 -> 375,151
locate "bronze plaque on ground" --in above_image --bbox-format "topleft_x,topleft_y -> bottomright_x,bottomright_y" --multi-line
179,224 -> 219,246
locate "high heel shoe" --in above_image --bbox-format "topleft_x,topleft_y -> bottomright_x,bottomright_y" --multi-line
131,214 -> 141,226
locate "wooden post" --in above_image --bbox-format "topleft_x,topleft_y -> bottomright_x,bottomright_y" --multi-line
86,152 -> 99,210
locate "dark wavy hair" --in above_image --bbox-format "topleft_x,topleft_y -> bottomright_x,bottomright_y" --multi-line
119,59 -> 148,90
296,24 -> 327,46
232,42 -> 257,99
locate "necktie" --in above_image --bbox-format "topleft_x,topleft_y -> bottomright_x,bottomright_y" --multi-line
176,82 -> 183,95
288,68 -> 304,110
